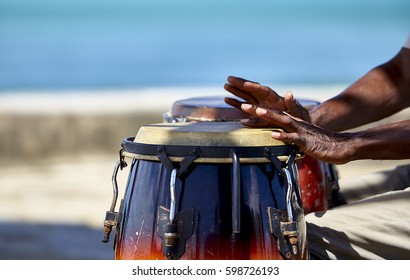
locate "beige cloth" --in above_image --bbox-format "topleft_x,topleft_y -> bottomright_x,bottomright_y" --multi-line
305,164 -> 410,259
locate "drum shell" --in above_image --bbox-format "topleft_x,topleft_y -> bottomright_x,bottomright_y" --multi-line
297,155 -> 329,213
115,159 -> 308,260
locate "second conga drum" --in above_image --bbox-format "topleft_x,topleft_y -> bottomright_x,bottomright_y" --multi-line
113,122 -> 308,260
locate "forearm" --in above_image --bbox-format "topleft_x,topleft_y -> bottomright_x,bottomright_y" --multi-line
310,48 -> 410,132
345,120 -> 410,162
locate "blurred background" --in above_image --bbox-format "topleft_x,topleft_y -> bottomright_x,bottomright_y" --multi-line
0,0 -> 409,259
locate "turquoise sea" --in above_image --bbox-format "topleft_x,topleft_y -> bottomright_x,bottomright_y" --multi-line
0,0 -> 409,92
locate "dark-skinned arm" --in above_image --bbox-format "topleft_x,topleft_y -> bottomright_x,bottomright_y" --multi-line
310,47 -> 410,131
240,104 -> 410,164
224,47 -> 410,132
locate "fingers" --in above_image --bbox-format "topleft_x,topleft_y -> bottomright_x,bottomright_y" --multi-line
224,97 -> 243,110
284,91 -> 311,122
284,91 -> 296,111
224,83 -> 257,104
225,75 -> 259,104
227,76 -> 260,87
241,103 -> 297,132
226,76 -> 286,110
240,103 -> 306,147
226,76 -> 280,102
271,131 -> 304,147
225,76 -> 310,126
224,97 -> 271,127
240,116 -> 273,128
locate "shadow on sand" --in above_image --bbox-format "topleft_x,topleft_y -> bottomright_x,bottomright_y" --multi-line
0,221 -> 115,260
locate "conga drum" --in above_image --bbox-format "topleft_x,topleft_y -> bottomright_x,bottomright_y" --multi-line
103,121 -> 309,260
163,96 -> 340,214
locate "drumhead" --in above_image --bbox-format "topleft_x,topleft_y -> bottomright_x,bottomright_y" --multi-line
164,95 -> 319,122
123,121 -> 301,163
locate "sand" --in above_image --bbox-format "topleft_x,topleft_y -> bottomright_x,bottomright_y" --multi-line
1,87 -> 410,260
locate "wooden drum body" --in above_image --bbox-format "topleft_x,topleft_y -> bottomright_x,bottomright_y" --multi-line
104,122 -> 309,260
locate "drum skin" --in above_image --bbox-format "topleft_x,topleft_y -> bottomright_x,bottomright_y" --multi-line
115,159 -> 308,260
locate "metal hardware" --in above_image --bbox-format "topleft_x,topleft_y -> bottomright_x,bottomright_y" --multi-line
157,206 -> 194,260
324,163 -> 345,207
157,146 -> 174,171
264,147 -> 283,173
231,149 -> 241,234
283,168 -> 294,223
102,158 -> 126,243
155,147 -> 199,260
157,146 -> 200,177
118,148 -> 128,170
177,148 -> 200,178
122,136 -> 298,160
169,168 -> 177,222
265,151 -> 303,258
162,112 -> 187,123
281,155 -> 300,256
267,208 -> 292,259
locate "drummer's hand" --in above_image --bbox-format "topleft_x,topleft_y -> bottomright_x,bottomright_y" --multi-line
224,76 -> 311,127
240,103 -> 353,165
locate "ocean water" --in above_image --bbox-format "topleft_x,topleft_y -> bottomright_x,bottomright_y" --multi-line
0,0 -> 409,92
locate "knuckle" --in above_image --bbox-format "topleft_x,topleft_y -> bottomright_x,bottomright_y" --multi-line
283,116 -> 294,126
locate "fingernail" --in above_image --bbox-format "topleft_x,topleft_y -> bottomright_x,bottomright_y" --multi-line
227,76 -> 237,82
256,107 -> 267,115
286,91 -> 295,101
241,103 -> 252,110
271,131 -> 282,138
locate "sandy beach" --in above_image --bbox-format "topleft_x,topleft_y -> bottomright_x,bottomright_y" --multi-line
1,87 -> 410,260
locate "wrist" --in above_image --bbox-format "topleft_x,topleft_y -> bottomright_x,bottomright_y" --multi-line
308,106 -> 326,127
342,132 -> 363,162
328,132 -> 360,164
